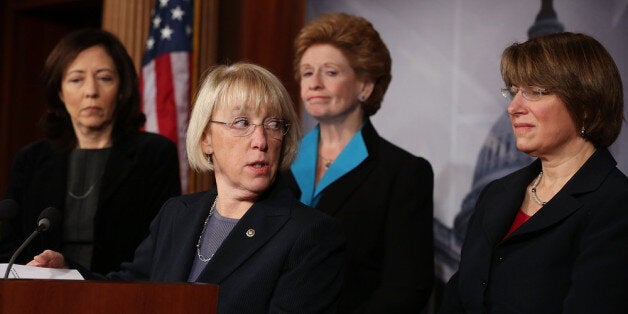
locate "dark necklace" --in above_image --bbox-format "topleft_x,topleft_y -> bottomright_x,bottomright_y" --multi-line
319,154 -> 333,169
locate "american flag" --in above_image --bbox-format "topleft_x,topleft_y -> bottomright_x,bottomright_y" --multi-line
140,0 -> 193,193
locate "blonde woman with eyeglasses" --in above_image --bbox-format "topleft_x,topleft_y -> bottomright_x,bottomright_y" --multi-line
28,63 -> 346,314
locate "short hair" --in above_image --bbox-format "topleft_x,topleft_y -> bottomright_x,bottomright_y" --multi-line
187,63 -> 302,172
293,12 -> 391,116
41,28 -> 144,151
501,32 -> 624,148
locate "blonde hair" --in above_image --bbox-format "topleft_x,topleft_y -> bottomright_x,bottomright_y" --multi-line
187,63 -> 301,172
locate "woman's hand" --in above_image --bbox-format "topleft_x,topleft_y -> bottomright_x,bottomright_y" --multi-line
27,249 -> 68,269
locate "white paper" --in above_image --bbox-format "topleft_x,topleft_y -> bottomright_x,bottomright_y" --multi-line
0,263 -> 84,280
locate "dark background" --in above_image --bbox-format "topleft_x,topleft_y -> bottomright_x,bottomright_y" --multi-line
0,0 -> 306,195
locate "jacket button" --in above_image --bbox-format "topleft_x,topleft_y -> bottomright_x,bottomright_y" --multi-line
481,282 -> 487,287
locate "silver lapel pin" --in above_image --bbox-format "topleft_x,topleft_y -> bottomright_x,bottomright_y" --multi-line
246,229 -> 255,237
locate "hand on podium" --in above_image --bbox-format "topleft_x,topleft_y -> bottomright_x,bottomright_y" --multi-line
27,249 -> 68,269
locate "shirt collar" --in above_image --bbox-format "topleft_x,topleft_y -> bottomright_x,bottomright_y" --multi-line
290,124 -> 368,206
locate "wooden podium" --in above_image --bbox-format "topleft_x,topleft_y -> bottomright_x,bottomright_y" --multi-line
0,279 -> 218,313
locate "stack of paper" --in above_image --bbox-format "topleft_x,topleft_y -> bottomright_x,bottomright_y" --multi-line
0,263 -> 83,280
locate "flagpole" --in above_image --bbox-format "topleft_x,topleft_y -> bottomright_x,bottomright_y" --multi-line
188,0 -> 202,193
192,0 -> 201,92
188,0 -> 219,193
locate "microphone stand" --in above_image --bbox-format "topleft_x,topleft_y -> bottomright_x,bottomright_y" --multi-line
3,224 -> 47,279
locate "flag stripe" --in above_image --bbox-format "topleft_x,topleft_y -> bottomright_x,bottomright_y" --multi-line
154,54 -> 178,143
171,52 -> 190,190
141,62 -> 158,133
171,53 -> 190,138
140,0 -> 194,193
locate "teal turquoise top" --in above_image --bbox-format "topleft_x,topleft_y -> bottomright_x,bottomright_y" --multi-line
290,124 -> 368,207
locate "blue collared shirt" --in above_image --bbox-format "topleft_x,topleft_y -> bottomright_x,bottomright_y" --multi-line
290,124 -> 368,207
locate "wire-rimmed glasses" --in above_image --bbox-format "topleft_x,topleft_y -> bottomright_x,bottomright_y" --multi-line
500,86 -> 548,101
210,117 -> 290,140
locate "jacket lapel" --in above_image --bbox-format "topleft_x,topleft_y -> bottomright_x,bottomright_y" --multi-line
507,148 -> 616,238
481,164 -> 538,244
509,194 -> 581,238
165,191 -> 217,281
99,135 -> 137,203
316,120 -> 378,216
48,149 -> 70,208
316,158 -> 375,216
196,187 -> 292,283
40,148 -> 69,248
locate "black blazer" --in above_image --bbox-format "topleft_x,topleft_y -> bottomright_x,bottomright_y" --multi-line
283,120 -> 434,313
99,182 -> 346,314
2,132 -> 181,273
441,148 -> 628,314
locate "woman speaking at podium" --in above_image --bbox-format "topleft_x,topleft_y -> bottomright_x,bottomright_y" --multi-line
28,63 -> 346,313
2,29 -> 181,273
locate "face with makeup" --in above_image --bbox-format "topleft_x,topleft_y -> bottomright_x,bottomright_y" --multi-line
60,45 -> 119,135
201,103 -> 285,201
507,85 -> 580,158
298,44 -> 373,124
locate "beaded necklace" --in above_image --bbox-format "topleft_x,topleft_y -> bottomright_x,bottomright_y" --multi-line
196,198 -> 217,262
530,171 -> 547,206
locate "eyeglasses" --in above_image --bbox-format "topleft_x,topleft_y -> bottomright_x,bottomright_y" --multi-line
209,117 -> 290,140
500,86 -> 548,101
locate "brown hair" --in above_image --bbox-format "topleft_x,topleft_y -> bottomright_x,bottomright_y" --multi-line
294,13 -> 391,116
501,32 -> 624,147
41,28 -> 144,151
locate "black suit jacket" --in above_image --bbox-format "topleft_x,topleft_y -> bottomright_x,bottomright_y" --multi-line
441,148 -> 628,313
2,132 -> 181,273
100,182 -> 346,314
283,120 -> 434,313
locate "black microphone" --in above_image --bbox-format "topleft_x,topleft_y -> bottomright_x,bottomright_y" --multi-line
0,199 -> 20,242
3,207 -> 60,279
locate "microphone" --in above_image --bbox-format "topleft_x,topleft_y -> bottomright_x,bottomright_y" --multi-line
0,199 -> 20,242
3,207 -> 60,279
